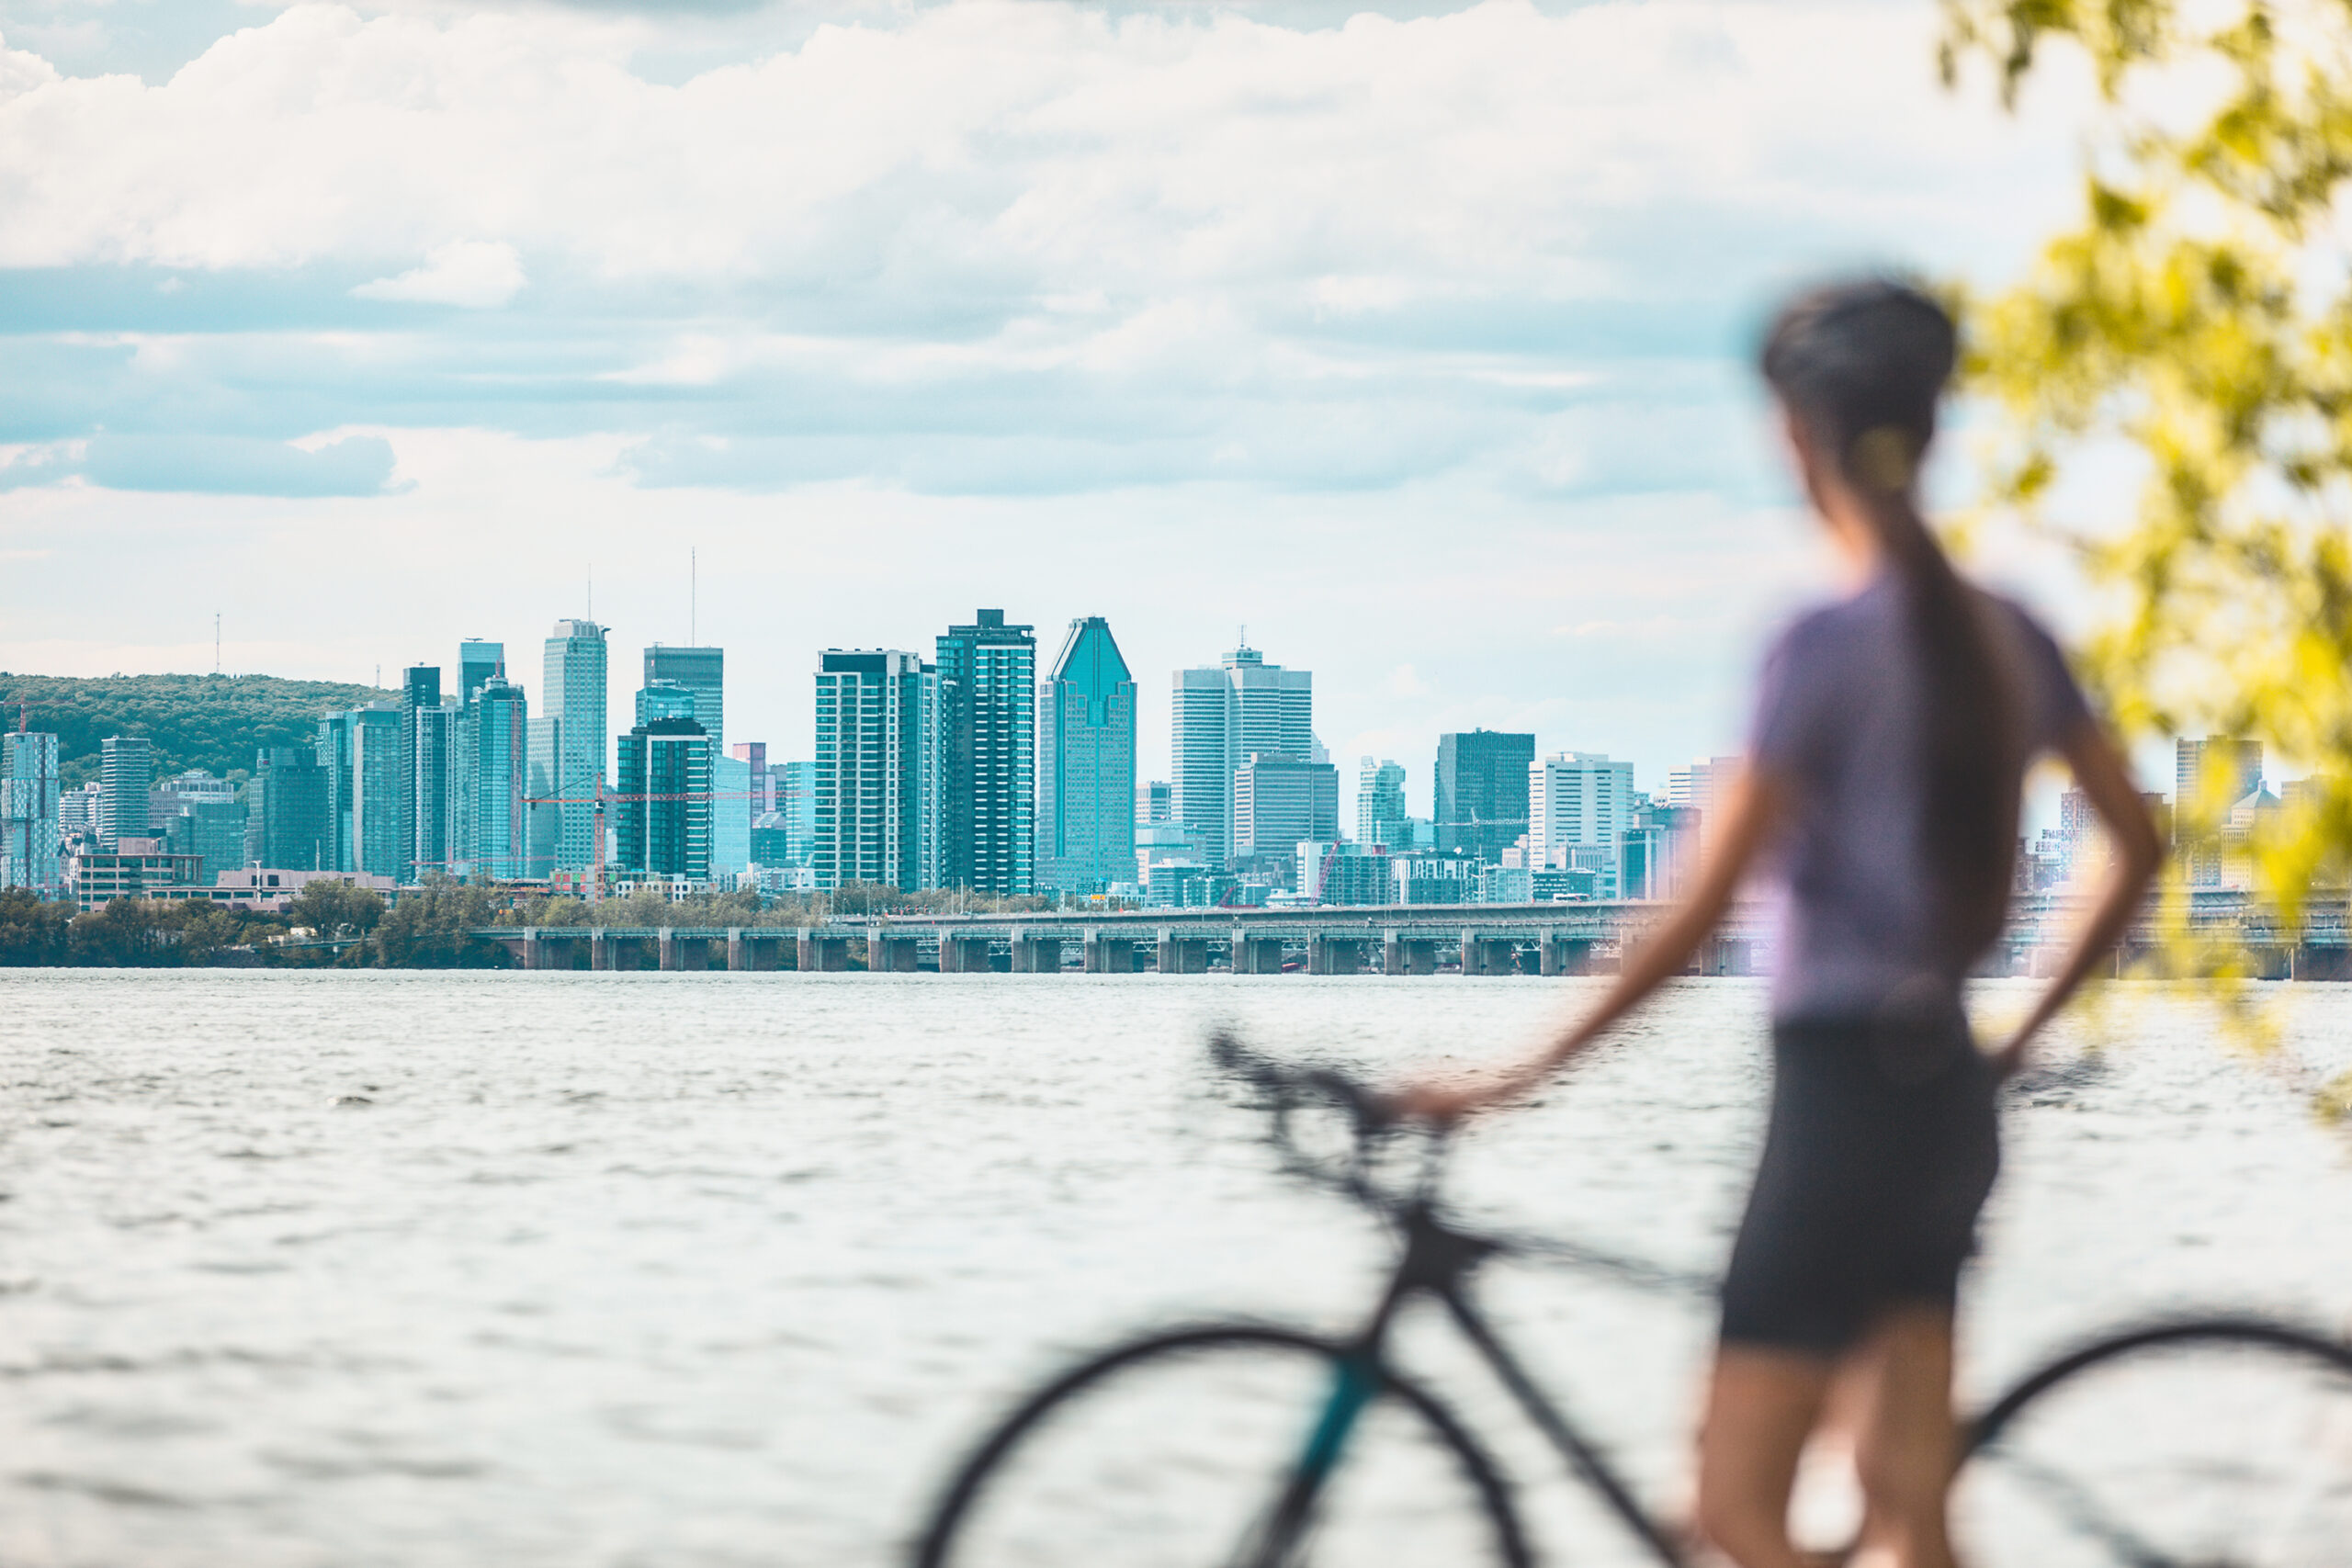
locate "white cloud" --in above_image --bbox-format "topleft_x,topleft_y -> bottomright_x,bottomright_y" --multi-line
351,239 -> 526,308
0,0 -> 2086,298
0,0 -> 2112,787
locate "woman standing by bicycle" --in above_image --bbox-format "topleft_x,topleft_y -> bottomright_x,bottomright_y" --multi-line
1398,279 -> 2164,1568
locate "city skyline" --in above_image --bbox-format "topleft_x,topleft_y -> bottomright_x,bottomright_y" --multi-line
0,0 -> 2109,827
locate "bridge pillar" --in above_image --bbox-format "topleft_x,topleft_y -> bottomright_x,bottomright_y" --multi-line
1158,929 -> 1207,974
868,931 -> 919,973
2294,945 -> 2352,981
591,929 -> 613,972
1703,938 -> 1758,976
1307,936 -> 1363,976
1538,934 -> 1597,976
939,934 -> 992,973
797,928 -> 848,972
1010,930 -> 1063,973
726,928 -> 781,971
1383,931 -> 1436,976
1460,932 -> 1515,976
1083,930 -> 1136,974
1233,932 -> 1285,975
519,928 -> 542,971
657,928 -> 682,971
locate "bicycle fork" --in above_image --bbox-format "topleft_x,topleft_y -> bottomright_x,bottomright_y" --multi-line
1227,1244 -> 1430,1567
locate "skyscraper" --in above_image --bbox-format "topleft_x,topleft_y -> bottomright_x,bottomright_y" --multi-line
532,619 -> 608,876
1136,781 -> 1172,824
1529,751 -> 1636,898
459,639 -> 505,708
97,736 -> 155,849
1038,615 -> 1136,895
934,609 -> 1035,895
398,666 -> 455,882
1356,757 -> 1408,848
2175,735 -> 2264,886
637,679 -> 696,726
732,741 -> 769,841
712,752 -> 752,876
1436,730 -> 1534,863
444,640 -> 508,876
1233,752 -> 1340,867
776,760 -> 817,866
1666,753 -> 1743,856
1171,642 -> 1313,870
2175,736 -> 2263,820
319,706 -> 401,880
616,734 -> 712,879
469,676 -> 530,879
152,769 -> 243,887
616,694 -> 712,880
253,745 -> 332,870
645,645 -> 724,752
813,649 -> 936,891
2,731 -> 62,894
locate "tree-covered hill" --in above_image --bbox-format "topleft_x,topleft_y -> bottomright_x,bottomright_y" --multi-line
0,673 -> 395,789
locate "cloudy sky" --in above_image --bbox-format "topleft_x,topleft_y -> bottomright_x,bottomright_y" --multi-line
0,0 -> 2093,815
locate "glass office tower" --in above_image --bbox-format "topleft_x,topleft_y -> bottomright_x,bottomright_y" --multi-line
2,732 -> 62,894
469,676 -> 530,880
533,620 -> 609,875
1436,729 -> 1535,863
644,645 -> 723,753
1170,642 -> 1312,871
1038,615 -> 1136,895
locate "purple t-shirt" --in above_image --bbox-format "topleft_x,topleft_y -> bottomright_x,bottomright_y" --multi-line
1747,575 -> 2092,1021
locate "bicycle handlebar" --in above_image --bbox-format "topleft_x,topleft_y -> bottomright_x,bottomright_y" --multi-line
1206,1030 -> 1715,1293
1208,1030 -> 1438,1209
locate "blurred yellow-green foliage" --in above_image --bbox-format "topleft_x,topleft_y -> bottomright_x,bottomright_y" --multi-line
1943,0 -> 2352,950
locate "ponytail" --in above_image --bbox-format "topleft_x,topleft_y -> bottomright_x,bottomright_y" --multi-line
1761,281 -> 2019,955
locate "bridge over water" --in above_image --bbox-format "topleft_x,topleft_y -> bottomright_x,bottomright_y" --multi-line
476,889 -> 2351,978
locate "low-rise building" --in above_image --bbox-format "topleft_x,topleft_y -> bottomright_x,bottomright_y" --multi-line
1391,852 -> 1481,906
68,838 -> 203,910
1295,840 -> 1395,906
1478,864 -> 1600,903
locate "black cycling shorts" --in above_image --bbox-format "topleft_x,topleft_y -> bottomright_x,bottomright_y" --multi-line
1718,1013 -> 2001,1357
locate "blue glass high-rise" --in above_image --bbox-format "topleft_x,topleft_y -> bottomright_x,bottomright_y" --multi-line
1038,616 -> 1136,895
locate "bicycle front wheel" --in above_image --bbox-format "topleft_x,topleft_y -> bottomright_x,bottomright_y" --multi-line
1959,1316 -> 2352,1566
911,1322 -> 1531,1568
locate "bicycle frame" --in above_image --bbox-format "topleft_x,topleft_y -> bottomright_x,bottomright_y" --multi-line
1304,1197 -> 1695,1568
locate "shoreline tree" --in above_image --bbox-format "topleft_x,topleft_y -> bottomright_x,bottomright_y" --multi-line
1942,0 -> 2352,955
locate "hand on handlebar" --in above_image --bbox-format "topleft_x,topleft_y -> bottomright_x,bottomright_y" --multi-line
1386,1070 -> 1509,1127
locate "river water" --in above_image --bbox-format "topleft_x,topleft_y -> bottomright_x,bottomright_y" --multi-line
1,971 -> 2348,1567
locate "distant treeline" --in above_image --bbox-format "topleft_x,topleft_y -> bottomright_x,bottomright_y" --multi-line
0,672 -> 393,790
0,883 -> 509,969
0,882 -> 1057,969
494,883 -> 1055,930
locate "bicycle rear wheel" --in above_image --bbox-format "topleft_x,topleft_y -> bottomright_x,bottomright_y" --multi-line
910,1323 -> 1531,1568
1957,1316 -> 2352,1566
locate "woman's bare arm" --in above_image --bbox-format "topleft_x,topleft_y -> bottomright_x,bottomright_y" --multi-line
1991,719 -> 2164,1076
1392,767 -> 1787,1121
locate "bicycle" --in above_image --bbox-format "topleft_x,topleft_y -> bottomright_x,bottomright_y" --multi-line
910,1032 -> 2352,1566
